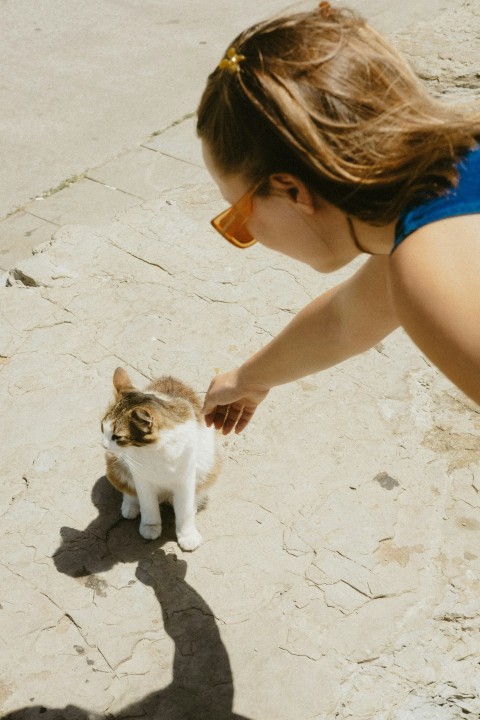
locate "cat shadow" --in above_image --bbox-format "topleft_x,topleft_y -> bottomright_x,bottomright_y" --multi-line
3,477 -> 252,720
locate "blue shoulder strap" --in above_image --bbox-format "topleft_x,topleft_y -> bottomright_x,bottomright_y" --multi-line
393,145 -> 480,251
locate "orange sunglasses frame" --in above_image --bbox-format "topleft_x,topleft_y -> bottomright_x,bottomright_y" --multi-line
210,179 -> 263,248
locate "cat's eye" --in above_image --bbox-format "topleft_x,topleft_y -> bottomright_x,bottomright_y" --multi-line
112,434 -> 121,442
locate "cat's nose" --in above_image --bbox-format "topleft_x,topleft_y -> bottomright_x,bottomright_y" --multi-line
101,437 -> 108,449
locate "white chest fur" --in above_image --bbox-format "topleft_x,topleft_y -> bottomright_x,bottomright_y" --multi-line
122,419 -> 216,490
126,420 -> 196,487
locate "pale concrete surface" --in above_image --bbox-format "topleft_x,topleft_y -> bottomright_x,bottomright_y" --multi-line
1,1 -> 480,719
0,118 -> 209,272
0,0 -> 281,218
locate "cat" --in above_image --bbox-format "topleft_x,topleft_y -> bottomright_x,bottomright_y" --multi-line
101,367 -> 221,551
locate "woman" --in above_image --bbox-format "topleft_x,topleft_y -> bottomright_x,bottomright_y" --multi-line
196,1 -> 480,435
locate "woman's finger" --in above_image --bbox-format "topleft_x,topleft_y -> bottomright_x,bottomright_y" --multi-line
204,403 -> 255,434
211,405 -> 230,431
220,405 -> 244,435
204,410 -> 216,427
201,372 -> 239,417
233,406 -> 256,434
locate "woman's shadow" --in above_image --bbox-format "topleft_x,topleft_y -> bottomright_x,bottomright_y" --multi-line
3,477 -> 252,720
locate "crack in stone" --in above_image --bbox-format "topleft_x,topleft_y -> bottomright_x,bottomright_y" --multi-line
148,111 -> 196,139
452,496 -> 479,510
35,319 -> 75,330
109,241 -> 172,276
254,264 -> 314,297
279,645 -> 318,662
170,606 -> 215,619
339,579 -> 372,600
62,612 -> 115,673
113,222 -> 160,245
234,497 -> 276,517
191,293 -> 237,305
28,588 -> 116,674
37,293 -> 76,317
356,656 -> 380,664
253,324 -> 275,339
333,549 -> 371,572
0,561 -> 26,582
85,176 -> 143,200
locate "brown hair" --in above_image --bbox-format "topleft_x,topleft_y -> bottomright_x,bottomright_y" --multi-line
197,4 -> 480,224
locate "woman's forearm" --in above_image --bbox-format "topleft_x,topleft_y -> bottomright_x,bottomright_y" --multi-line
240,256 -> 399,390
239,289 -> 353,390
202,256 -> 399,433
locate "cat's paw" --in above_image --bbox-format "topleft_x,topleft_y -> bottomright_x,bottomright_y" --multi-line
140,522 -> 162,541
122,496 -> 140,519
177,528 -> 202,552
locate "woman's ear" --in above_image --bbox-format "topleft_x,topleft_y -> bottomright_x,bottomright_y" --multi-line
268,174 -> 317,215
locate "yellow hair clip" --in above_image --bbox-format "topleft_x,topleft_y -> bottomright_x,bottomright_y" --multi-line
218,47 -> 245,74
318,1 -> 336,17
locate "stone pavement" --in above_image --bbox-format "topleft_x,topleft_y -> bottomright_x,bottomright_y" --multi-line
1,2 -> 480,719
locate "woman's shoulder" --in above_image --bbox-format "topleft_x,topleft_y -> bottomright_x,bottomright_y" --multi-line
392,145 -> 480,252
389,211 -> 480,403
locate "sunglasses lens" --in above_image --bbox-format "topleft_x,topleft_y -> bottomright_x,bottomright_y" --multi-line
210,180 -> 262,248
212,208 -> 255,247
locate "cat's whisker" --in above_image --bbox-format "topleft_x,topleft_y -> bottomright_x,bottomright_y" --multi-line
122,453 -> 150,472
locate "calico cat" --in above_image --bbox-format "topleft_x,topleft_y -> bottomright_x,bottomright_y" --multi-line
101,367 -> 220,551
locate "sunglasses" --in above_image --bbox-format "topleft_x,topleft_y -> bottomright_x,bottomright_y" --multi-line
210,179 -> 263,248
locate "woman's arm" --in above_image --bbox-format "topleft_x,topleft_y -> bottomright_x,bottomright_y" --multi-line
204,254 -> 400,433
389,214 -> 480,404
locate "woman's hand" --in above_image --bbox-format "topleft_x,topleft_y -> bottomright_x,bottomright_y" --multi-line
202,367 -> 270,435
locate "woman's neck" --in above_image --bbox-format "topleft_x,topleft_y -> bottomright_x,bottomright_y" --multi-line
350,216 -> 397,255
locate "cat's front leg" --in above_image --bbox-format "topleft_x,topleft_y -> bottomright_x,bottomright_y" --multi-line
135,479 -> 162,541
121,493 -> 140,519
173,481 -> 202,552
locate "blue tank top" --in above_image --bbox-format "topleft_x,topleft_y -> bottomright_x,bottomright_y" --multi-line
393,145 -> 480,251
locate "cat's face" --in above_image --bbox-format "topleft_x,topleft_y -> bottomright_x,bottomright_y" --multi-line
101,367 -> 192,455
101,392 -> 164,454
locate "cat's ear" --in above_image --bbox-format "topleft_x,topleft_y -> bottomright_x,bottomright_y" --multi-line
131,407 -> 154,432
113,367 -> 134,398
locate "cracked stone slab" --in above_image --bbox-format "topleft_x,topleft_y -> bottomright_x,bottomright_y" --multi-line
0,211 -> 59,273
392,2 -> 480,98
23,178 -> 143,228
2,183 -> 480,719
2,4 -> 480,717
87,147 -> 209,201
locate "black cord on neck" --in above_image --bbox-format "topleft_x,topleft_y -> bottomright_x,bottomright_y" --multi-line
347,216 -> 369,254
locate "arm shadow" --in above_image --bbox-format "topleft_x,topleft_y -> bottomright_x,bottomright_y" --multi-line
3,476 -> 252,720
